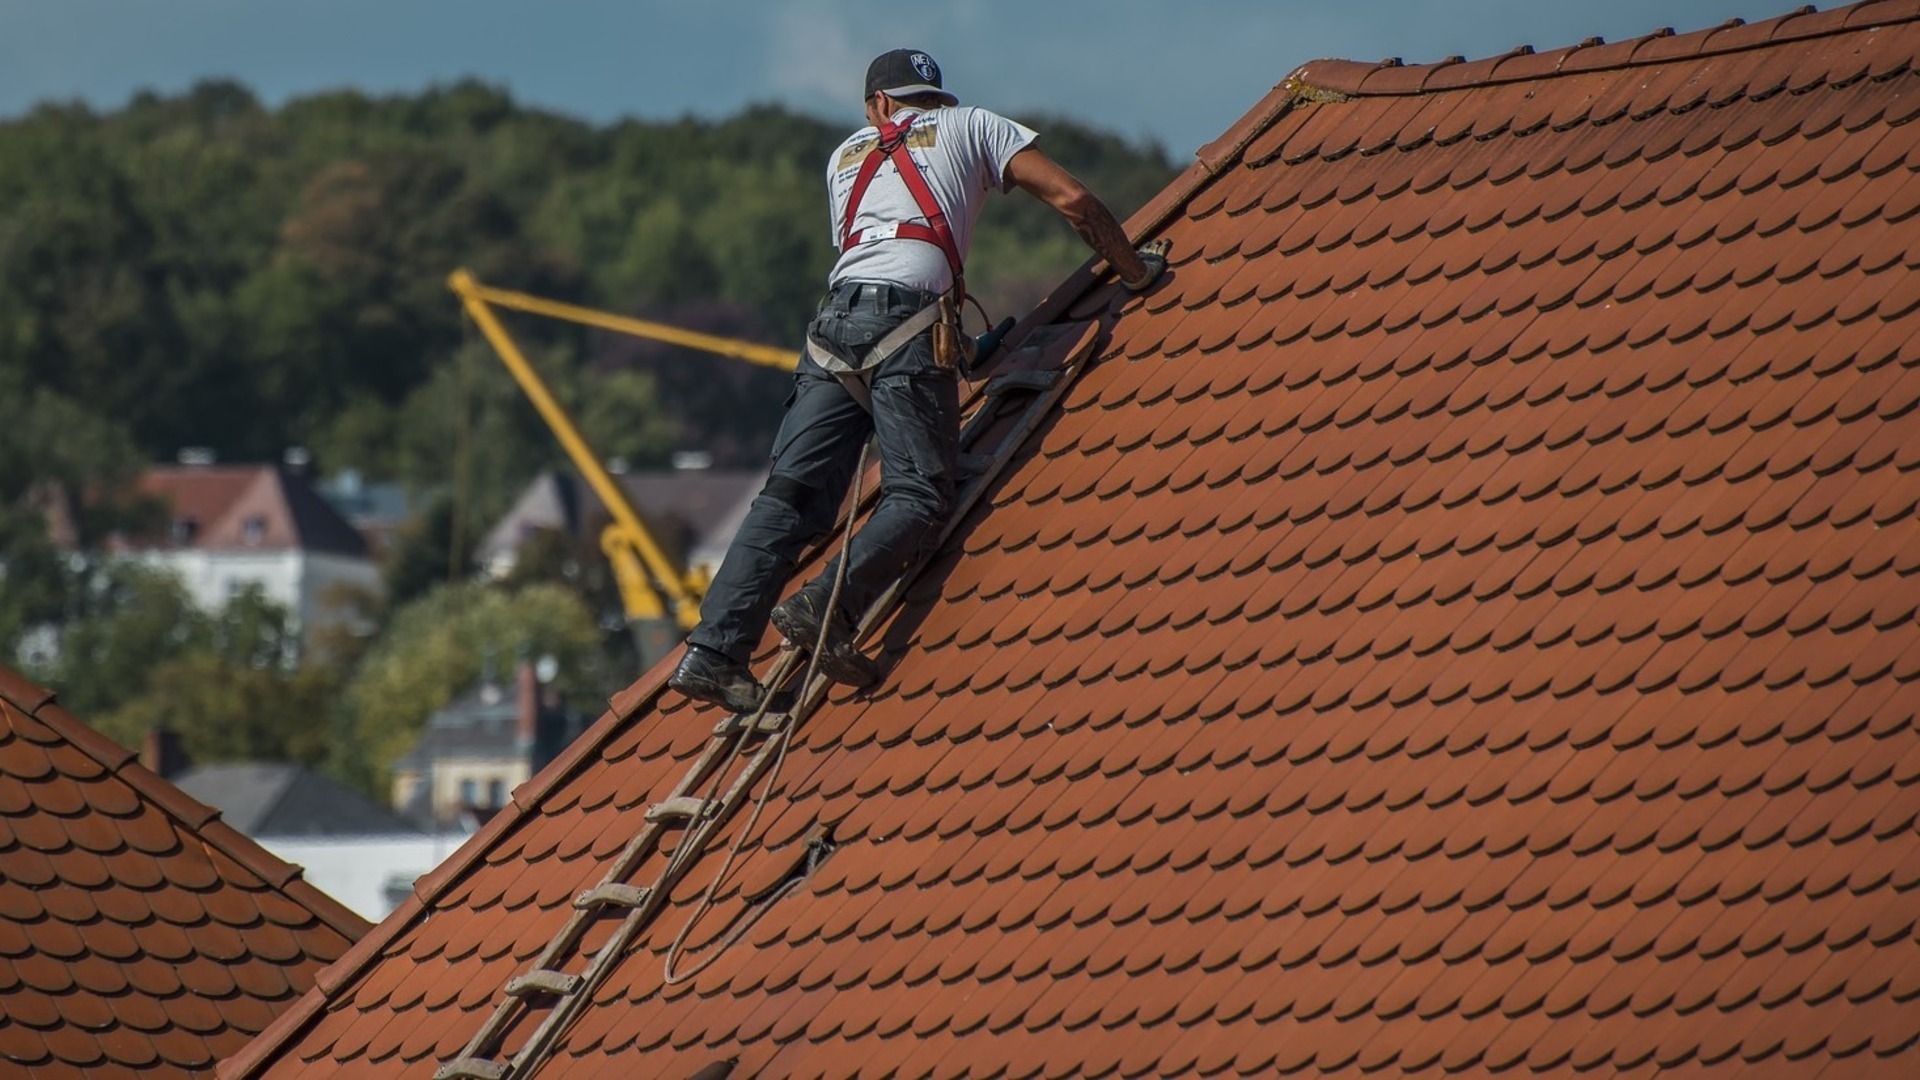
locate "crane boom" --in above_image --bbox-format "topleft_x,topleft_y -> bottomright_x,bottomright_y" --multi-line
447,269 -> 796,647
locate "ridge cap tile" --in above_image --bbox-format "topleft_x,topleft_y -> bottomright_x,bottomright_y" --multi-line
1,665 -> 366,1078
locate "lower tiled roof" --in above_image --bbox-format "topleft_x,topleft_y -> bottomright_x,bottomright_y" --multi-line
0,667 -> 369,1075
231,3 -> 1920,1077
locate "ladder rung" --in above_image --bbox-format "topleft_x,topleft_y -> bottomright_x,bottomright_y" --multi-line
575,883 -> 652,909
713,710 -> 791,737
435,1059 -> 509,1080
506,969 -> 582,998
986,369 -> 1061,395
646,796 -> 713,823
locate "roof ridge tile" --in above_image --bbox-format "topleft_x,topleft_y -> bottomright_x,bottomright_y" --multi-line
0,669 -> 366,950
229,6 -> 1920,1076
1296,2 -> 1920,100
1,666 -> 371,1077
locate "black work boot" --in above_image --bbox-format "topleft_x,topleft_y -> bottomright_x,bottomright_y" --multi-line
770,587 -> 880,688
668,644 -> 769,714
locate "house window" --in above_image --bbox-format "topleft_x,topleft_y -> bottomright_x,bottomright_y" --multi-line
458,778 -> 478,806
487,779 -> 505,809
171,517 -> 198,544
241,516 -> 267,544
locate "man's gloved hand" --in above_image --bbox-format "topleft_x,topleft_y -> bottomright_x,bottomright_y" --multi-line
1122,238 -> 1172,292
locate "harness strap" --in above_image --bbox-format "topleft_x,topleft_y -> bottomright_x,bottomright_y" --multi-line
803,298 -> 944,404
839,116 -> 964,285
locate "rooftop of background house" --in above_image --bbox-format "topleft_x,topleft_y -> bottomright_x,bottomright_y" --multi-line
0,666 -> 369,1075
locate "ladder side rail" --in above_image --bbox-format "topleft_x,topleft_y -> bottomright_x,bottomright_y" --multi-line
457,324 -> 1102,1079
504,696 -> 813,1075
437,718 -> 768,1074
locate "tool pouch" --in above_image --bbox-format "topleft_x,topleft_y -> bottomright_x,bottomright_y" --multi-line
932,289 -> 973,374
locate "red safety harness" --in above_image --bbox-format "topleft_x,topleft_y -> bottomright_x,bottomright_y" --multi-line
839,114 -> 964,291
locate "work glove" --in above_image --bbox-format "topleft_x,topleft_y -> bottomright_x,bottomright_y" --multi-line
1122,238 -> 1172,292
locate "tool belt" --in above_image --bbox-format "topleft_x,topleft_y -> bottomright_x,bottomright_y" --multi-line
931,290 -> 971,373
803,294 -> 943,376
803,281 -> 965,412
804,281 -> 973,374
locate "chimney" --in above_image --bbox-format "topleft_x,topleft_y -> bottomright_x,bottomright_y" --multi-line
516,660 -> 539,753
141,727 -> 189,779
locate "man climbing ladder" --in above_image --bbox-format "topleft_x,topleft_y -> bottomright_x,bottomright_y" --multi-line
670,47 -> 1169,713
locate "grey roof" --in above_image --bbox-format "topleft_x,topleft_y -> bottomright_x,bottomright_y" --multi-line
393,678 -> 591,779
395,682 -> 525,767
477,467 -> 763,569
172,762 -> 418,838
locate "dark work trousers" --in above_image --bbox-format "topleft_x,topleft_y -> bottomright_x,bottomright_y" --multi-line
688,281 -> 960,664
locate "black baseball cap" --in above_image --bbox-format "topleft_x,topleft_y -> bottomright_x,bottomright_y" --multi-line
864,49 -> 958,106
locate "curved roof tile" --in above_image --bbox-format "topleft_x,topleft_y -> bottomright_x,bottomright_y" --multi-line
227,3 -> 1920,1077
0,667 -> 368,1075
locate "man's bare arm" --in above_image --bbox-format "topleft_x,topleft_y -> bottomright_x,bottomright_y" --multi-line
1004,146 -> 1156,288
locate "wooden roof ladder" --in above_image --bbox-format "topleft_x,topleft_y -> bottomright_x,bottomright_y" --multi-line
435,320 -> 1100,1080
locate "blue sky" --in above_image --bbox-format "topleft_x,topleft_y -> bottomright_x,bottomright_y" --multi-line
1,1 -> 1831,153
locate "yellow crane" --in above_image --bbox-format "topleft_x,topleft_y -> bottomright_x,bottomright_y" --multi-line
448,269 -> 797,664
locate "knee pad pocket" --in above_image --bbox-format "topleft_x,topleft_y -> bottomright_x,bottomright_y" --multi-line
763,474 -> 833,532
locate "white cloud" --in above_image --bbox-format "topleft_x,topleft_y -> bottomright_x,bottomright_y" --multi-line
0,0 -> 1843,153
764,6 -> 865,105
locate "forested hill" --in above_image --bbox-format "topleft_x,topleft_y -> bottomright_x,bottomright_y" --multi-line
0,79 -> 1178,494
0,80 -> 1175,784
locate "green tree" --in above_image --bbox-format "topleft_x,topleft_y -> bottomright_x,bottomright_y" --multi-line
41,563 -> 208,718
96,652 -> 341,767
0,512 -> 68,660
87,585 -> 341,766
0,371 -> 151,656
338,580 -> 612,789
0,112 -> 195,447
381,494 -> 471,608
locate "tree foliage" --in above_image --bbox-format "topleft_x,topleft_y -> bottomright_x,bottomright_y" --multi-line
338,580 -> 611,789
0,80 -> 1176,784
37,569 -> 340,768
0,79 -> 1175,479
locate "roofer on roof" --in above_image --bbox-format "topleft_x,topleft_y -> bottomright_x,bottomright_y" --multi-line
670,47 -> 1170,713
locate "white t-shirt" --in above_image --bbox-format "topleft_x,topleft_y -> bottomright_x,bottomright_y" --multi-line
825,105 -> 1039,294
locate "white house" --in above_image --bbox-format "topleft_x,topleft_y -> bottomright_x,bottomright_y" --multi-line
130,463 -> 383,645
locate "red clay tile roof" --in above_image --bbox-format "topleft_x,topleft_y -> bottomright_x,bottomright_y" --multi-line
229,3 -> 1920,1076
137,465 -> 370,557
0,667 -> 370,1075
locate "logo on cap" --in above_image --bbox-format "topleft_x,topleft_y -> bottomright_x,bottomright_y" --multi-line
910,53 -> 939,83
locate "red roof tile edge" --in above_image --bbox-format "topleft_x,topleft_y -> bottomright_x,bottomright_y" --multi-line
1291,0 -> 1920,96
216,661 -> 687,1079
215,169 -> 1241,1077
215,142 -> 1263,1072
0,664 -> 373,946
223,1 -> 1904,1067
